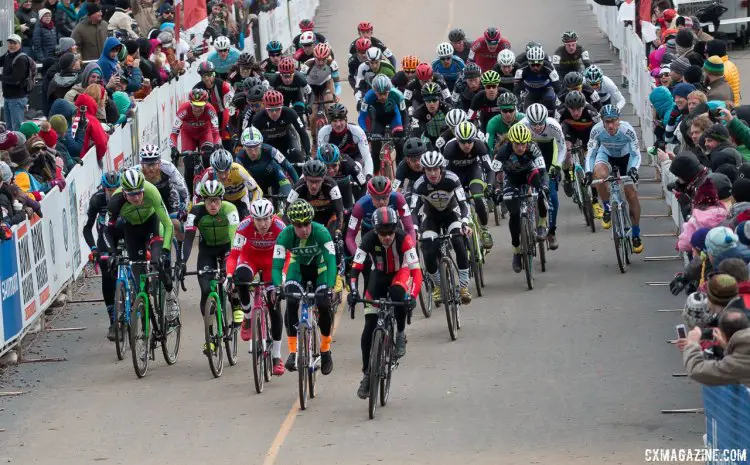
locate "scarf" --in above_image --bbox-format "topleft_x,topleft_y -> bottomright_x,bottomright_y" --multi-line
42,19 -> 55,30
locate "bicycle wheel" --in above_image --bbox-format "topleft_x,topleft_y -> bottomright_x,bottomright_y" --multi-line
224,295 -> 239,367
447,260 -> 461,331
203,296 -> 224,378
309,323 -> 319,399
611,202 -> 627,274
251,312 -> 265,394
263,308 -> 273,383
297,325 -> 309,410
466,236 -> 482,297
129,295 -> 150,378
439,258 -> 457,341
160,282 -> 180,365
539,232 -> 547,273
582,184 -> 596,233
417,248 -> 433,318
380,323 -> 394,407
114,281 -> 130,361
521,216 -> 534,290
622,204 -> 632,266
368,329 -> 383,419
493,201 -> 500,226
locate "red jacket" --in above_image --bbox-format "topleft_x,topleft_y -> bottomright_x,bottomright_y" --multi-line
75,93 -> 109,161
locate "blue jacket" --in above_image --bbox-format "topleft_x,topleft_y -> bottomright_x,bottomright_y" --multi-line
648,86 -> 673,125
207,47 -> 241,74
97,37 -> 122,83
358,89 -> 405,132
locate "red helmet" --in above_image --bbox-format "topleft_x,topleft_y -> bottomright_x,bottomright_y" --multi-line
357,21 -> 373,33
367,175 -> 391,196
355,37 -> 371,53
190,88 -> 209,106
278,57 -> 295,74
483,27 -> 501,44
299,19 -> 314,32
416,63 -> 433,81
262,90 -> 284,107
313,43 -> 331,59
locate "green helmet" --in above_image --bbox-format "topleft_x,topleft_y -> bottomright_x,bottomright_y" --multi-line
421,82 -> 441,101
121,168 -> 145,192
199,179 -> 225,198
241,126 -> 263,148
480,70 -> 501,87
287,199 -> 315,224
497,92 -> 518,109
455,121 -> 477,142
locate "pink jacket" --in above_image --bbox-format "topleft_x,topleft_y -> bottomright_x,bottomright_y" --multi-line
649,46 -> 666,72
677,206 -> 729,252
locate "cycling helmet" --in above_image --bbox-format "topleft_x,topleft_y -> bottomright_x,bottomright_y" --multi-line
403,137 -> 427,157
242,76 -> 263,89
564,90 -> 587,109
526,41 -> 541,51
198,61 -> 215,75
497,49 -> 515,66
237,52 -> 255,67
262,89 -> 284,107
266,40 -> 283,53
247,85 -> 266,101
139,143 -> 161,162
420,150 -> 445,168
357,21 -> 373,33
367,175 -> 392,196
480,70 -> 501,86
372,206 -> 398,231
121,167 -> 145,192
371,74 -> 392,93
210,149 -> 234,172
463,62 -> 481,79
199,179 -> 225,198
526,46 -> 545,63
599,104 -> 620,120
313,43 -> 331,59
355,37 -> 371,53
483,27 -> 501,44
416,62 -> 433,80
287,199 -> 315,224
526,103 -> 548,124
563,71 -> 584,89
299,19 -> 315,32
101,170 -> 121,188
445,108 -> 468,128
299,31 -> 315,46
190,88 -> 209,106
366,47 -> 383,61
507,123 -> 532,144
249,198 -> 274,219
584,65 -> 603,84
562,31 -> 578,43
317,144 -> 341,165
497,92 -> 518,109
327,103 -> 348,120
401,55 -> 419,72
421,82 -> 441,101
436,42 -> 454,58
240,126 -> 263,147
448,28 -> 465,42
455,121 -> 478,142
278,57 -> 296,74
214,36 -> 230,51
303,158 -> 327,177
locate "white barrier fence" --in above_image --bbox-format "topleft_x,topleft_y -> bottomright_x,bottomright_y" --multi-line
257,0 -> 320,59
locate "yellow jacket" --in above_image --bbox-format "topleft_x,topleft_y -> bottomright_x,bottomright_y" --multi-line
721,55 -> 741,106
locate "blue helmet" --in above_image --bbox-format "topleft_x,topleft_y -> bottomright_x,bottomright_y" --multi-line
317,144 -> 340,165
266,40 -> 283,53
101,171 -> 121,188
599,104 -> 620,120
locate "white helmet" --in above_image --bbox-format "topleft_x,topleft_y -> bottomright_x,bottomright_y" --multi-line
210,148 -> 234,172
139,143 -> 161,162
299,31 -> 315,45
526,46 -> 545,62
366,47 -> 383,61
526,103 -> 548,125
241,126 -> 263,148
214,36 -> 230,51
445,108 -> 468,128
420,150 -> 445,169
249,198 -> 274,219
497,49 -> 515,66
436,42 -> 454,58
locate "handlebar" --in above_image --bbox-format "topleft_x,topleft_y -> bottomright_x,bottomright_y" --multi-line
348,297 -> 407,308
418,232 -> 464,243
502,191 -> 539,201
366,133 -> 404,142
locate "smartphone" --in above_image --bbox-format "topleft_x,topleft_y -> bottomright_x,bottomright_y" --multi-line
676,324 -> 687,339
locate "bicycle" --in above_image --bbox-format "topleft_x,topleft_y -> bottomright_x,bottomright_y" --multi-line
415,242 -> 433,321
348,296 -> 407,419
308,97 -> 332,153
367,130 -> 403,181
235,279 -> 274,394
591,166 -> 632,273
181,150 -> 207,201
419,232 -> 463,341
569,143 -> 596,233
464,188 -> 485,297
108,241 -> 135,361
504,189 -> 544,290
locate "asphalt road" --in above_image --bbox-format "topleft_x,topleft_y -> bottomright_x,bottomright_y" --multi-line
0,0 -> 706,464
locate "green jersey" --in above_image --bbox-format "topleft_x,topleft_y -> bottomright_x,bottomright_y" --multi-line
486,111 -> 525,151
185,201 -> 240,247
107,180 -> 174,248
272,221 -> 336,288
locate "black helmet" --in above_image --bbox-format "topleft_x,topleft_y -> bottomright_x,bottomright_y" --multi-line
372,206 -> 398,232
303,159 -> 327,178
564,90 -> 587,109
463,62 -> 481,79
327,103 -> 348,120
448,28 -> 465,42
242,76 -> 263,89
562,71 -> 584,89
403,137 -> 427,158
247,85 -> 266,101
238,52 -> 255,67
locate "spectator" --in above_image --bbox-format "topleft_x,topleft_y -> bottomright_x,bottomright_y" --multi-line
0,35 -> 32,132
15,0 -> 38,55
38,121 -> 73,174
134,37 -> 160,86
703,124 -> 742,171
656,66 -> 671,87
116,51 -> 144,94
689,16 -> 713,42
674,29 -> 704,66
72,4 -> 109,61
132,0 -> 158,36
47,53 -> 81,107
65,61 -> 104,103
98,37 -> 124,83
9,145 -> 55,200
156,2 -> 175,29
709,225 -> 750,266
678,179 -> 728,252
708,172 -> 734,209
108,0 -> 138,40
683,65 -> 707,92
55,0 -> 77,37
705,40 -> 741,107
704,56 -> 734,104
75,92 -> 109,162
26,135 -> 63,187
688,114 -> 712,162
649,86 -> 674,146
32,8 -> 57,62
0,161 -> 27,227
85,82 -> 119,124
41,37 -> 77,116
707,273 -> 739,314
717,259 -> 750,313
157,31 -> 185,77
687,90 -> 707,113
670,151 -> 710,219
19,121 -> 40,141
49,101 -> 84,161
726,178 -> 750,227
112,91 -> 132,124
665,82 -> 696,144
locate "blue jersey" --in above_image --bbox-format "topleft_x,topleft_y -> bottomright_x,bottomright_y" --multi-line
358,89 -> 406,132
431,56 -> 465,89
352,192 -> 407,232
585,120 -> 641,172
236,143 -> 299,186
207,47 -> 241,74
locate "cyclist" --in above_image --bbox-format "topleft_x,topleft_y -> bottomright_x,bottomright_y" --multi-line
436,108 -> 470,151
391,55 -> 419,93
273,199 -> 336,375
552,31 -> 592,80
514,46 -> 561,112
235,126 -> 298,198
492,49 -> 519,93
138,144 -> 189,241
317,143 -> 366,209
292,19 -> 327,51
403,63 -> 450,111
251,89 -> 311,164
261,40 -> 284,80
468,27 -> 511,73
199,148 -> 262,219
583,65 -> 626,111
432,42 -> 465,91
448,28 -> 472,62
84,171 -> 123,340
239,84 -> 267,133
317,103 -> 374,177
515,41 -> 553,70
287,159 -> 345,246
557,71 -> 601,113
393,137 -> 426,194
293,31 -> 318,64
358,74 -> 407,172
354,47 -> 396,102
348,21 -> 396,66
451,62 -> 483,111
347,37 -> 372,90
486,93 -> 525,151
443,121 -> 493,249
411,151 -> 473,304
226,198 -> 286,375
106,168 -> 179,321
559,91 -> 601,212
469,70 -> 510,132
348,206 -> 421,399
180,180 -> 241,349
170,88 -> 221,173
410,82 -> 452,148
194,61 -> 234,149
584,104 -> 643,253
521,103 -> 565,249
304,43 -> 341,141
493,123 -> 547,273
206,36 -> 241,79
267,57 -> 310,119
227,52 -> 264,88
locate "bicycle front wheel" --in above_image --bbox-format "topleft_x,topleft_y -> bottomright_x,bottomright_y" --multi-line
521,215 -> 534,290
467,236 -> 482,297
309,323 -> 319,399
368,329 -> 383,419
114,280 -> 130,361
297,325 -> 309,410
159,282 -> 180,365
224,296 -> 239,367
129,295 -> 150,378
251,312 -> 265,394
203,296 -> 224,378
611,202 -> 627,274
380,324 -> 394,407
439,258 -> 458,341
582,184 -> 596,233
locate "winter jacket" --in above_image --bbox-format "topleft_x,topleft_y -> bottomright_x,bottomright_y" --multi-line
132,0 -> 157,37
677,205 -> 729,252
108,9 -> 139,40
0,188 -> 26,226
15,7 -> 38,48
32,22 -> 58,62
72,17 -> 110,61
649,86 -> 675,125
683,328 -> 750,386
707,144 -> 742,171
0,50 -> 31,99
97,37 -> 122,83
724,202 -> 750,228
706,77 -> 734,104
720,56 -> 741,107
76,93 -> 109,161
47,71 -> 81,104
55,2 -> 77,37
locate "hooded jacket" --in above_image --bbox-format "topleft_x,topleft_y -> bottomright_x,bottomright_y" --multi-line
97,37 -> 122,83
683,328 -> 750,386
47,55 -> 81,103
75,93 -> 109,161
708,143 -> 742,172
72,16 -> 110,60
49,99 -> 84,160
649,86 -> 674,124
55,2 -> 77,37
677,205 -> 729,252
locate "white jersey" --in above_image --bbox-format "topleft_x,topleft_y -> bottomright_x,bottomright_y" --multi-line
596,75 -> 626,111
317,123 -> 374,176
520,116 -> 566,168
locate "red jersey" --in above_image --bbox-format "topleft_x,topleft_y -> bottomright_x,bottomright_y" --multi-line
226,215 -> 286,275
468,37 -> 512,73
169,101 -> 221,148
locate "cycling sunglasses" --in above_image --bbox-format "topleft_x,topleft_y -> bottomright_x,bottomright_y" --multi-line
376,227 -> 396,236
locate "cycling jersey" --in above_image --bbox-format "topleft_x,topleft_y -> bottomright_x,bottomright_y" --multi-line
453,39 -> 472,62
183,201 -> 240,248
431,56 -> 465,91
137,160 -> 188,215
351,229 -> 422,299
303,57 -> 340,95
287,176 -> 344,232
593,75 -> 626,111
404,74 -> 451,108
410,102 -> 450,145
515,52 -> 554,70
513,63 -> 561,95
585,120 -> 640,172
207,47 -> 241,74
354,60 -> 396,98
199,162 -> 262,203
260,58 -> 278,81
410,170 -> 469,220
193,78 -> 233,119
521,116 -> 566,169
327,155 -> 367,209
486,111 -> 525,151
468,37 -> 512,72
317,123 -> 374,176
347,54 -> 365,89
559,104 -> 600,145
391,70 -> 411,92
236,143 -> 299,192
106,180 -> 174,250
267,71 -> 310,114
347,36 -> 395,64
552,44 -> 592,78
272,221 -> 336,288
251,107 -> 311,158
83,188 -> 111,250
345,191 -> 415,255
490,63 -> 520,93
557,83 -> 602,111
293,31 -> 327,51
170,102 -> 221,150
451,77 -> 481,111
468,89 -> 512,132
358,88 -> 406,133
393,160 -> 422,192
226,214 -> 286,279
442,138 -> 492,172
492,141 -> 545,187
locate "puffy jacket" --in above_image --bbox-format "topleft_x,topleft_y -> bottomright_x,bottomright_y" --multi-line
649,86 -> 674,124
677,205 -> 729,252
721,56 -> 741,107
32,23 -> 58,62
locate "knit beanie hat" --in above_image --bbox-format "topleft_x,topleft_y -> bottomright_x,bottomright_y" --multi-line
0,130 -> 19,151
49,115 -> 68,135
88,3 -> 101,15
740,163 -> 750,180
38,123 -> 58,149
57,37 -> 76,55
707,274 -> 739,306
703,123 -> 731,143
661,52 -> 677,66
19,121 -> 40,139
708,172 -> 733,200
693,178 -> 720,208
704,56 -> 725,75
0,161 -> 11,183
665,38 -> 677,55
112,91 -> 132,115
676,29 -> 694,48
691,227 -> 712,251
736,221 -> 750,246
58,53 -> 76,73
733,178 -> 750,203
124,40 -> 139,56
683,291 -> 710,327
683,65 -> 704,85
706,39 -> 728,57
670,56 -> 691,75
672,82 -> 696,99
714,164 -> 739,184
706,226 -> 739,255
